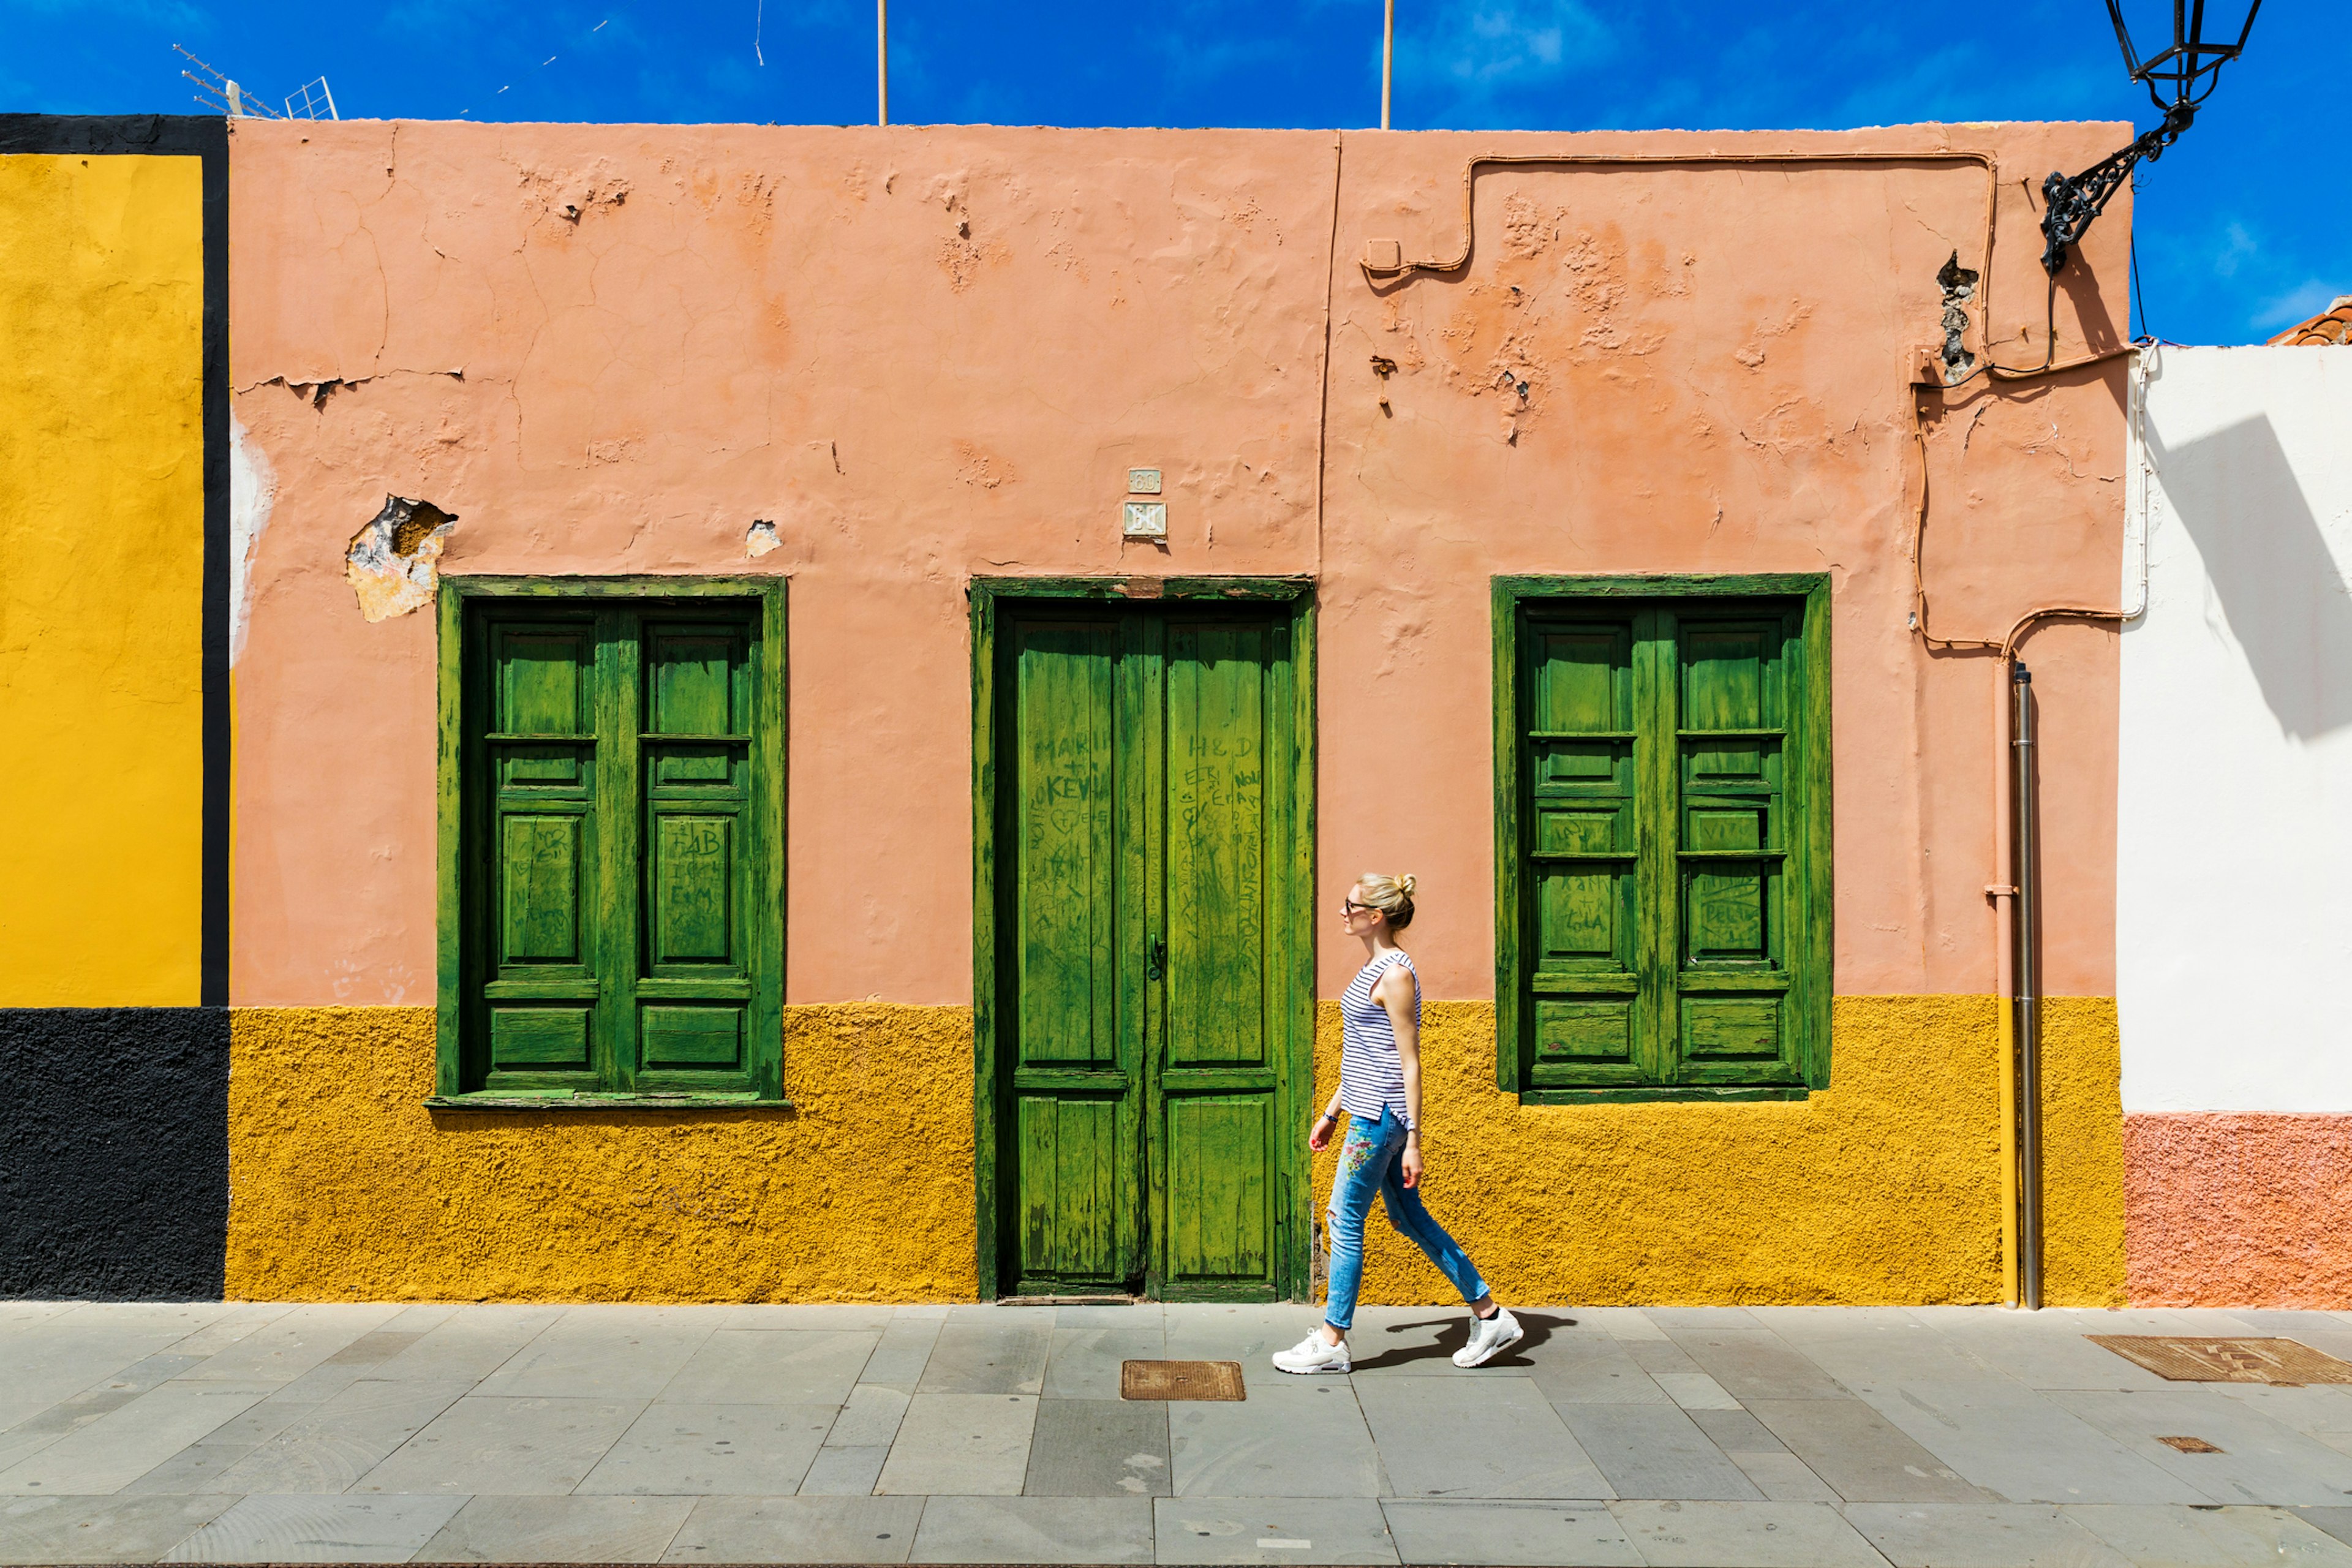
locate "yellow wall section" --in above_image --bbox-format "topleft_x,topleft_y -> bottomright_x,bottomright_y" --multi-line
228,996 -> 2120,1305
0,154 -> 207,1006
2038,996 -> 2127,1303
228,1006 -> 978,1302
1312,997 -> 2125,1307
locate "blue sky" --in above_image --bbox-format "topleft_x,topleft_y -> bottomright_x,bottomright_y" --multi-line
6,0 -> 2339,344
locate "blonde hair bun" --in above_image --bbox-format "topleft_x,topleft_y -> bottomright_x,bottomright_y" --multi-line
1355,872 -> 1419,929
1398,874 -> 1417,898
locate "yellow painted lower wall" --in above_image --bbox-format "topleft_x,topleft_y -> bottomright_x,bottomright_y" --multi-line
1311,996 -> 2125,1308
227,1006 -> 978,1302
228,995 -> 2121,1305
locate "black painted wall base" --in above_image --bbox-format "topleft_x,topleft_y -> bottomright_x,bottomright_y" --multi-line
1,1008 -> 228,1300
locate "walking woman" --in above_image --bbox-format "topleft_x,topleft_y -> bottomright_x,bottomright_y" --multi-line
1273,873 -> 1521,1374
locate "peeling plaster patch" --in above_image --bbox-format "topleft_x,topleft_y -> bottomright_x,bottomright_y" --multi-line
745,519 -> 781,558
241,369 -> 464,409
228,414 -> 278,667
345,496 -> 457,623
521,159 -> 630,224
939,228 -> 987,292
1733,302 -> 1814,372
1501,194 -> 1556,258
1936,251 -> 1980,385
955,440 -> 1016,489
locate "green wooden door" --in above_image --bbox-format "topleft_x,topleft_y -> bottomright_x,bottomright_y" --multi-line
1005,617 -> 1143,1292
995,606 -> 1300,1300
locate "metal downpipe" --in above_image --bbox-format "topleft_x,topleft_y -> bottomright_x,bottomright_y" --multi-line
2011,660 -> 2043,1310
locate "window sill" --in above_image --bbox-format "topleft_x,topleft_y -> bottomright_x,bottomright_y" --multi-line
1519,1086 -> 1812,1106
424,1093 -> 793,1112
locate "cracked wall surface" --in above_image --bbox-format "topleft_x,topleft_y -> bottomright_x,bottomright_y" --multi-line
229,121 -> 1338,1006
227,120 -> 2131,1009
1320,128 -> 2130,1003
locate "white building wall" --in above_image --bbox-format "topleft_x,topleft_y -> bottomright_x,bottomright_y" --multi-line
2119,345 -> 2352,1113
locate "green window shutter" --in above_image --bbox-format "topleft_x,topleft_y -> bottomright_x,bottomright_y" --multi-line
445,584 -> 785,1104
1665,608 -> 1804,1087
1499,581 -> 1828,1099
1521,614 -> 1650,1088
636,617 -> 761,1094
480,617 -> 604,1090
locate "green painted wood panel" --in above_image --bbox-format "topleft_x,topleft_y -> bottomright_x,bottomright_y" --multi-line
650,817 -> 734,962
481,619 -> 601,1090
489,1006 -> 591,1067
1668,610 -> 1801,1087
1157,619 -> 1282,1297
1500,583 -> 1826,1096
1014,624 -> 1121,1068
1006,618 -> 1139,1292
1164,621 -> 1270,1070
499,817 -> 586,965
1523,616 -> 1648,1088
636,620 -> 758,1090
1164,1095 -> 1272,1284
1017,1094 -> 1125,1283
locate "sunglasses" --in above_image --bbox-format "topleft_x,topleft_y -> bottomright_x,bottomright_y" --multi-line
1340,899 -> 1379,916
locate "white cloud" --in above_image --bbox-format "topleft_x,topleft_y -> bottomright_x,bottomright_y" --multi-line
2213,221 -> 2258,278
1409,0 -> 1613,92
2253,279 -> 2350,332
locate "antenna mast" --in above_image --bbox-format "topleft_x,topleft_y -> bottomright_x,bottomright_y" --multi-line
174,45 -> 339,119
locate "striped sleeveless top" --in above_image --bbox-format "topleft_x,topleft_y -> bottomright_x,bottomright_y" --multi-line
1338,949 -> 1419,1123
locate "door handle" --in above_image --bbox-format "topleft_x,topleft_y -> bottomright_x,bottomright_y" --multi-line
1147,935 -> 1166,982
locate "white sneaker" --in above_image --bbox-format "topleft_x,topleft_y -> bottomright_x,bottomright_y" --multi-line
1271,1331 -> 1352,1374
1453,1306 -> 1524,1368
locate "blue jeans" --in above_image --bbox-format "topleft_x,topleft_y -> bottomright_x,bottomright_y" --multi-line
1323,1106 -> 1489,1332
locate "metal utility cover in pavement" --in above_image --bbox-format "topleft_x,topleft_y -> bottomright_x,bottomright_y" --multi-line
1121,1360 -> 1246,1401
2089,1336 -> 2352,1385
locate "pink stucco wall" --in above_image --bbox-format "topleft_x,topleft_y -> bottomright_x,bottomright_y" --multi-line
2126,1114 -> 2352,1306
227,120 -> 2132,1006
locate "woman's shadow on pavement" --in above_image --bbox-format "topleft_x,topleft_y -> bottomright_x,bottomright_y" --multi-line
1347,1311 -> 1575,1371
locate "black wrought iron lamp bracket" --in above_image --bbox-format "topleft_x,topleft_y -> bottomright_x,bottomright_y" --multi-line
2038,100 -> 2195,276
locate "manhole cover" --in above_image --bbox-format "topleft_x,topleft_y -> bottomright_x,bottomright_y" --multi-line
2157,1435 -> 2225,1453
2088,1336 -> 2352,1385
1121,1360 -> 1246,1401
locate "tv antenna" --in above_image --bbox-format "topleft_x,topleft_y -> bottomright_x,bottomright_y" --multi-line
175,45 -> 339,119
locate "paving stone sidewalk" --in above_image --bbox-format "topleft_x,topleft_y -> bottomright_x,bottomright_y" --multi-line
8,1300 -> 2352,1566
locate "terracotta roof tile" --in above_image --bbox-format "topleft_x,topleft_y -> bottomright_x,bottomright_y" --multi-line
2269,296 -> 2352,345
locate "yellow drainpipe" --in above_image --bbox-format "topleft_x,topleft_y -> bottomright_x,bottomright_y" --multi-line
1991,658 -> 2019,1306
